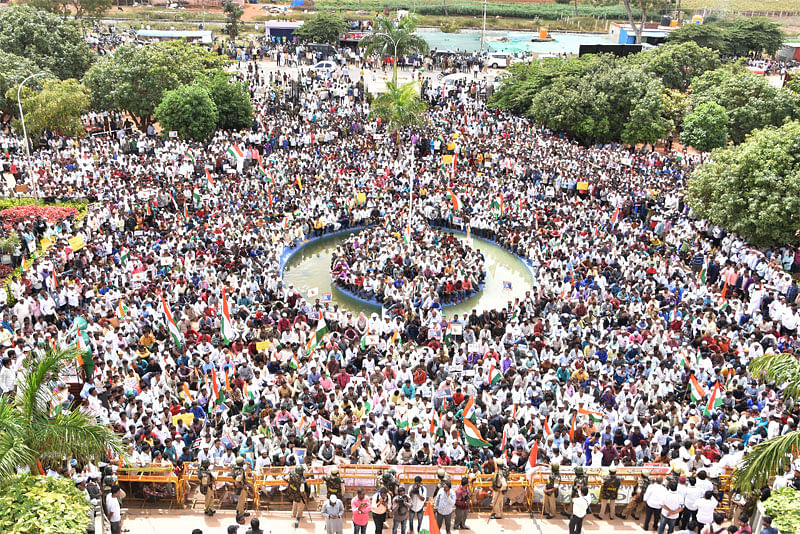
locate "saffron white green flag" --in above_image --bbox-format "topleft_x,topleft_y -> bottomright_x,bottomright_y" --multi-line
689,375 -> 706,402
220,288 -> 236,344
488,365 -> 502,386
463,419 -> 490,448
419,502 -> 440,534
306,318 -> 329,354
160,293 -> 183,348
704,382 -> 723,415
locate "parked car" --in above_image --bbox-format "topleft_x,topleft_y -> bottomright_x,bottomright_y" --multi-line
487,52 -> 511,68
311,60 -> 338,73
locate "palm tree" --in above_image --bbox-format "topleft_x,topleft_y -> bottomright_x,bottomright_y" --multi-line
360,15 -> 430,86
0,347 -> 125,480
369,81 -> 427,137
733,352 -> 800,492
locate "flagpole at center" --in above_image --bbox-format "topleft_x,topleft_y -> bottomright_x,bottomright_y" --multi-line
407,138 -> 415,238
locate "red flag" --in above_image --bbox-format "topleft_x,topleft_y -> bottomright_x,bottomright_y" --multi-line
527,439 -> 538,473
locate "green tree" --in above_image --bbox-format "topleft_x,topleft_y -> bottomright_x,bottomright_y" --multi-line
15,79 -> 91,140
788,75 -> 800,96
661,88 -> 689,130
360,15 -> 429,85
0,474 -> 92,533
83,40 -> 228,130
734,353 -> 800,492
0,51 -> 51,117
29,0 -> 113,33
223,0 -> 244,40
665,23 -> 728,52
687,121 -> 800,248
631,41 -> 720,91
723,18 -> 784,57
370,81 -> 427,136
690,67 -> 800,144
621,0 -> 660,44
294,12 -> 348,44
679,101 -> 729,155
155,84 -> 218,140
0,347 -> 125,479
0,6 -> 94,80
203,72 -> 254,131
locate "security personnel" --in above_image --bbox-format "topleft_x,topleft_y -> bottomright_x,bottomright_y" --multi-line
287,465 -> 308,528
377,468 -> 399,496
619,471 -> 650,521
231,456 -> 250,514
543,463 -> 560,518
564,466 -> 589,517
324,466 -> 343,499
595,466 -> 621,520
490,458 -> 508,519
436,468 -> 452,491
198,459 -> 216,516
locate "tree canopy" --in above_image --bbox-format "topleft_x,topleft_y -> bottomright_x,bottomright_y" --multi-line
82,40 -> 228,130
29,0 -> 113,29
17,79 -> 91,140
0,6 -> 94,80
360,16 -> 429,85
223,0 -> 244,39
370,81 -> 427,136
679,101 -> 729,154
155,84 -> 219,141
294,12 -> 348,44
667,17 -> 784,56
687,120 -> 800,248
630,41 -> 720,91
198,72 -> 253,132
689,66 -> 800,144
0,51 -> 51,117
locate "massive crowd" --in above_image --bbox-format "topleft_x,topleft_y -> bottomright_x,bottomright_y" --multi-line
0,39 -> 798,534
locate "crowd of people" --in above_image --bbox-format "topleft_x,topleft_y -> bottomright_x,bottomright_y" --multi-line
330,226 -> 486,306
0,32 -> 799,534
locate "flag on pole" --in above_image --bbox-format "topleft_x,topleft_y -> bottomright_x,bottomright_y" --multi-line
577,407 -> 603,423
295,176 -> 303,191
117,300 -> 128,319
699,257 -> 709,284
463,419 -> 490,448
488,365 -> 502,386
205,168 -> 214,188
543,417 -> 552,440
704,382 -> 722,414
463,396 -> 476,421
689,375 -> 706,402
429,411 -> 439,434
182,383 -> 193,404
160,293 -> 183,348
305,318 -> 329,354
226,144 -> 244,165
211,368 -> 223,404
51,265 -> 59,289
447,188 -> 461,211
220,288 -> 236,344
526,439 -> 539,475
569,413 -> 577,442
419,502 -> 441,534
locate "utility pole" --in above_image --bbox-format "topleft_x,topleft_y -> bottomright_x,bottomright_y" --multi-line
17,72 -> 46,202
481,0 -> 487,51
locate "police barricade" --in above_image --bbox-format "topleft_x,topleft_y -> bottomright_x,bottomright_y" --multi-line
183,462 -> 259,509
116,465 -> 181,508
471,472 -> 531,512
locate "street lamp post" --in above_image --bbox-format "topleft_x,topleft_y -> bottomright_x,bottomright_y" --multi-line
17,72 -> 46,202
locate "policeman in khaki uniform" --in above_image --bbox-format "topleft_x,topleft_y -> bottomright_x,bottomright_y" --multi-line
231,456 -> 250,514
543,463 -> 560,518
490,458 -> 508,519
287,465 -> 308,528
324,466 -> 343,499
198,459 -> 216,516
595,466 -> 621,520
619,471 -> 650,521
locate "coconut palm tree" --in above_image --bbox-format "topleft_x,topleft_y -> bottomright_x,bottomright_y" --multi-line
369,81 -> 427,137
360,15 -> 430,86
733,352 -> 800,492
0,347 -> 125,480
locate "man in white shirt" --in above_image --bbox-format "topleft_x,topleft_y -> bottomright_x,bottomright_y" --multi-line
658,481 -> 684,534
0,357 -> 16,394
569,486 -> 591,534
643,478 -> 667,531
105,485 -> 123,534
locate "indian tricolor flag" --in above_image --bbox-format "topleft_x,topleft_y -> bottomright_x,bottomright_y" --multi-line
689,375 -> 706,402
305,318 -> 329,354
577,407 -> 603,423
463,396 -> 476,421
160,293 -> 183,348
526,439 -> 539,476
117,300 -> 129,319
419,502 -> 441,534
704,382 -> 722,414
403,225 -> 411,244
51,265 -> 59,289
488,365 -> 502,386
543,417 -> 552,439
429,411 -> 440,434
463,419 -> 490,448
226,144 -> 244,165
447,188 -> 461,211
220,288 -> 236,344
205,168 -> 214,188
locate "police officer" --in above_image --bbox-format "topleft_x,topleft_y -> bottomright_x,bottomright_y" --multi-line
619,471 -> 650,521
543,463 -> 560,519
198,459 -> 217,516
490,458 -> 508,519
377,468 -> 398,496
231,456 -> 250,514
595,466 -> 621,520
325,466 -> 343,499
287,465 -> 308,528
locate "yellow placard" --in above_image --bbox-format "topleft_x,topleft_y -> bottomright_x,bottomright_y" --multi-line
577,181 -> 589,191
355,192 -> 366,205
442,155 -> 454,165
172,413 -> 194,426
256,341 -> 270,352
68,235 -> 85,252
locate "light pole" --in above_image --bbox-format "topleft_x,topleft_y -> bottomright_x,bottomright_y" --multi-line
17,72 -> 46,201
372,31 -> 400,85
481,0 -> 487,51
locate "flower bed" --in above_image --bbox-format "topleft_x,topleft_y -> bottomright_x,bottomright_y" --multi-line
764,487 -> 800,533
0,205 -> 79,230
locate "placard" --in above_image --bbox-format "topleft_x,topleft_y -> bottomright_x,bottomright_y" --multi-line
451,323 -> 463,335
365,334 -> 379,346
256,341 -> 270,352
172,413 -> 194,426
468,343 -> 481,353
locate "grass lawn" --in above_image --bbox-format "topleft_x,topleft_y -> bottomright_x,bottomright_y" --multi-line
681,0 -> 800,12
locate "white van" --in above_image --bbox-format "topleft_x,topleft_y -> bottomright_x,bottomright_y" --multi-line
487,52 -> 511,68
441,73 -> 469,88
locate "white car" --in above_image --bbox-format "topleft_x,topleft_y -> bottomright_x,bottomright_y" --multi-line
441,73 -> 469,88
311,61 -> 338,74
487,52 -> 511,68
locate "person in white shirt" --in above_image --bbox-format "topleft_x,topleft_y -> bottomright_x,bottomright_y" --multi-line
658,481 -> 684,534
643,478 -> 667,531
0,357 -> 16,394
569,486 -> 591,534
105,485 -> 124,534
695,491 -> 719,531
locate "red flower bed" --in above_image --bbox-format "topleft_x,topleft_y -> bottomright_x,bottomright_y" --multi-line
0,205 -> 78,229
